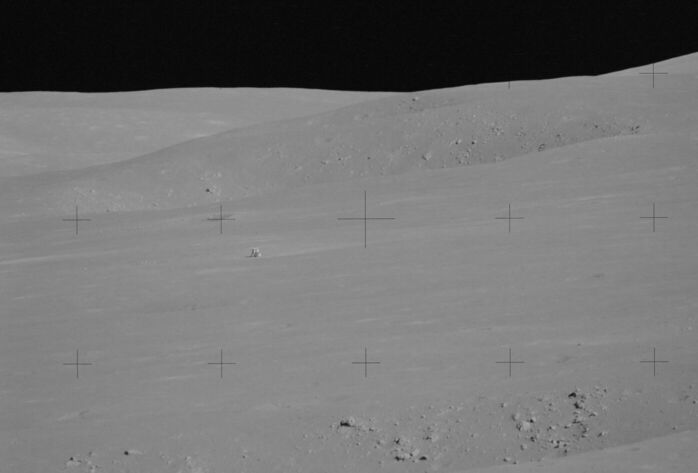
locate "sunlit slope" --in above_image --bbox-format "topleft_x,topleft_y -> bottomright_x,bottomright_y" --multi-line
2,127 -> 697,472
602,52 -> 698,76
2,59 -> 696,218
0,88 -> 392,176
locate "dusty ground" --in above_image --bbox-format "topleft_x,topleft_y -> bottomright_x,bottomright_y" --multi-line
1,54 -> 697,472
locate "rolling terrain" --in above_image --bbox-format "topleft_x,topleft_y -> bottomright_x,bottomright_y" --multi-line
0,88 -> 392,177
1,54 -> 697,472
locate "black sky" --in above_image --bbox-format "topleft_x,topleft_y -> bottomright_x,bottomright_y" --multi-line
1,1 -> 696,92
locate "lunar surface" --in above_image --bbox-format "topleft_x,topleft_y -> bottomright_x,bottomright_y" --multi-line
1,54 -> 697,472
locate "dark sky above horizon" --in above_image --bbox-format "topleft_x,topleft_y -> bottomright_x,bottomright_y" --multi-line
1,1 -> 696,93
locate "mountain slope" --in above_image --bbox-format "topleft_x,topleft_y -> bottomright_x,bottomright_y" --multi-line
602,52 -> 698,76
0,88 -> 392,177
3,67 -> 697,217
2,54 -> 698,473
3,127 -> 697,472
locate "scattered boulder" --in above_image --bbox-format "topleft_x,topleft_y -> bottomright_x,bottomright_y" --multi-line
517,420 -> 533,432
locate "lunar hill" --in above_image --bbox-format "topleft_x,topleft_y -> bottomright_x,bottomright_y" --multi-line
0,56 -> 698,218
4,120 -> 697,472
0,87 -> 391,178
3,53 -> 697,217
2,54 -> 698,472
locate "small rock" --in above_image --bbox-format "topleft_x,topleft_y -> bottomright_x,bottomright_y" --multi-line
339,416 -> 356,427
517,421 -> 533,432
